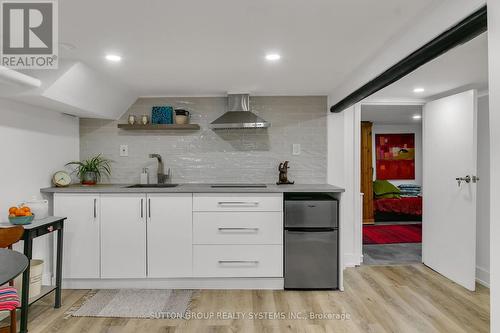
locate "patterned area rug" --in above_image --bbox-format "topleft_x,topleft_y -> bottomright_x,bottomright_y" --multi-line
71,289 -> 194,319
363,224 -> 422,244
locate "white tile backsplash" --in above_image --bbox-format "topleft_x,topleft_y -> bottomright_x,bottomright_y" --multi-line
80,96 -> 327,184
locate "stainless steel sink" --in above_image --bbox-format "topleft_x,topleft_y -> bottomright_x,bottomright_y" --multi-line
127,184 -> 179,188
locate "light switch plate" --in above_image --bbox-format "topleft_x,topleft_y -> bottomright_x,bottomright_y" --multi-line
120,145 -> 129,157
292,144 -> 301,155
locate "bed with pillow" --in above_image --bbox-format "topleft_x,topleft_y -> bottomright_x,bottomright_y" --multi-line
373,180 -> 422,221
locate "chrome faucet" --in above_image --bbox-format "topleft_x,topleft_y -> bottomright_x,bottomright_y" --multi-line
149,153 -> 171,183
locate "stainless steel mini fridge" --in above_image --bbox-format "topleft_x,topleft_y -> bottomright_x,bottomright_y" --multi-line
284,193 -> 339,289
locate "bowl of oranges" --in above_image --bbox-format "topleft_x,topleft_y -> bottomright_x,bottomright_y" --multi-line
8,205 -> 34,225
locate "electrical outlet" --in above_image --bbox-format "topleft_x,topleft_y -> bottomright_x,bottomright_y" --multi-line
292,144 -> 301,155
120,145 -> 129,157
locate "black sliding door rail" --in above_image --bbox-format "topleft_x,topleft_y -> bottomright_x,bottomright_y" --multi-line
330,5 -> 487,113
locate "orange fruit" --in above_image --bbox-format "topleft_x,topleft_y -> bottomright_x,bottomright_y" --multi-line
25,212 -> 33,216
8,207 -> 17,214
22,206 -> 31,213
15,209 -> 25,216
8,214 -> 16,218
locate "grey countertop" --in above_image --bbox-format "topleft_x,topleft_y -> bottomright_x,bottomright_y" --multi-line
40,183 -> 345,193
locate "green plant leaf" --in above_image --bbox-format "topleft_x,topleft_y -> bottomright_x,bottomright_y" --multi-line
65,154 -> 113,183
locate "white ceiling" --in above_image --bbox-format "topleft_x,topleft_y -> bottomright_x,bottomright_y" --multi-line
361,105 -> 422,124
58,0 -> 440,96
372,33 -> 488,101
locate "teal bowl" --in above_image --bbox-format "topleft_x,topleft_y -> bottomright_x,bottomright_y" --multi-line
9,214 -> 34,225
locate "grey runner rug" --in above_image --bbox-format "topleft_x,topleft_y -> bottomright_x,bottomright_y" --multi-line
71,289 -> 194,319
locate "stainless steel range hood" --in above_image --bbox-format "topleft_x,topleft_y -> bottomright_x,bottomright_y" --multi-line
210,94 -> 270,129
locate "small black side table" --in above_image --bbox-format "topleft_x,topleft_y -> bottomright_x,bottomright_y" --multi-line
0,217 -> 66,333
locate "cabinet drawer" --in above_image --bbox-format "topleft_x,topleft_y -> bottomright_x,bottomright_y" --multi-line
193,193 -> 283,212
193,245 -> 283,277
193,212 -> 283,245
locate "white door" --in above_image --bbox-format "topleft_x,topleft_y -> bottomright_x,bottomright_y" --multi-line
147,194 -> 193,277
54,193 -> 100,278
100,194 -> 147,278
423,90 -> 478,291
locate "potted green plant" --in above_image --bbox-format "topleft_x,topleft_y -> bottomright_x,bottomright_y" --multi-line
66,154 -> 112,185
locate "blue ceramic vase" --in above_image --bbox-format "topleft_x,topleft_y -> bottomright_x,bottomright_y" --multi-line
151,106 -> 174,124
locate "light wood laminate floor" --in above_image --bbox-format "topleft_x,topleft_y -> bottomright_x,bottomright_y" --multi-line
10,264 -> 490,333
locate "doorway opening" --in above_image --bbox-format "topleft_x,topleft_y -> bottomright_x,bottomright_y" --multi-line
354,31 -> 489,290
360,104 -> 423,265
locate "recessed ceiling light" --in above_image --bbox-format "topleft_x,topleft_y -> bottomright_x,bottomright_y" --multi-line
413,87 -> 425,93
265,53 -> 281,61
413,114 -> 422,120
105,54 -> 122,62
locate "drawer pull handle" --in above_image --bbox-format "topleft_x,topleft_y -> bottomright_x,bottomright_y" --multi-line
217,202 -> 259,207
218,227 -> 259,232
218,260 -> 259,265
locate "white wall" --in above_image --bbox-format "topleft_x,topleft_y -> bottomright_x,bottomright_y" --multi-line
0,98 -> 79,283
327,104 -> 362,269
487,0 -> 500,329
371,124 -> 422,186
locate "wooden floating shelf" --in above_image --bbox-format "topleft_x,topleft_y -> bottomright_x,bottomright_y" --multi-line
117,123 -> 200,130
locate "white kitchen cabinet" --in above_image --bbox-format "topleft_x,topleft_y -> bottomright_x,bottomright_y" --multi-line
147,193 -> 193,277
54,193 -> 100,278
53,191 -> 286,287
100,194 -> 147,278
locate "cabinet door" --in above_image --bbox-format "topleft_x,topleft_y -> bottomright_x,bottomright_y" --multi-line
147,194 -> 193,277
101,194 -> 146,278
54,193 -> 100,278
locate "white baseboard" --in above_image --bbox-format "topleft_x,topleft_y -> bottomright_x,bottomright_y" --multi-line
62,278 -> 284,290
476,266 -> 490,288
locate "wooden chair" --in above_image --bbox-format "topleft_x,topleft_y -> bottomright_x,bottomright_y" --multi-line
0,226 -> 24,333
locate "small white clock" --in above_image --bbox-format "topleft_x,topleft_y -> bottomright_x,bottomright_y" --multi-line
53,171 -> 71,187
